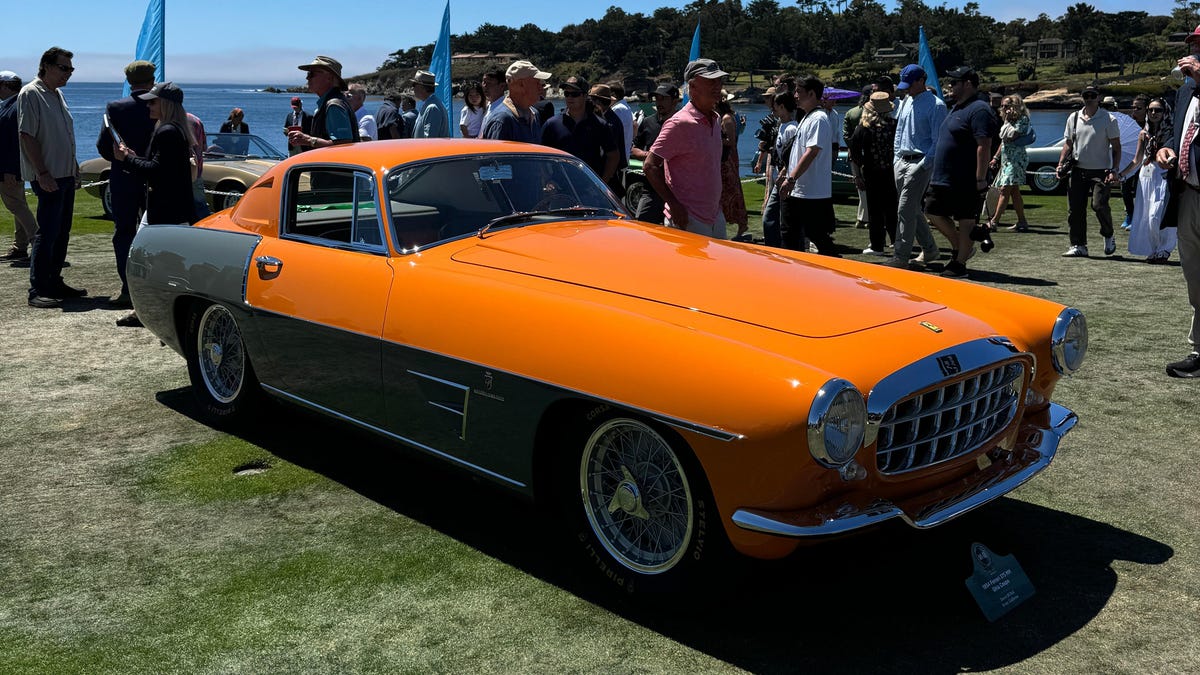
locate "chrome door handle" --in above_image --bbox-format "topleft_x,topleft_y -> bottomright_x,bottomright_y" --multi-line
255,255 -> 283,273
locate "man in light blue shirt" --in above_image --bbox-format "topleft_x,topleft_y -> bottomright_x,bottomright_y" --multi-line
410,70 -> 448,139
885,63 -> 946,269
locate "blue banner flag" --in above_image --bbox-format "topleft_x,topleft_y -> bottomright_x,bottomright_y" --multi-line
918,25 -> 941,102
430,1 -> 453,137
124,0 -> 165,97
683,20 -> 700,105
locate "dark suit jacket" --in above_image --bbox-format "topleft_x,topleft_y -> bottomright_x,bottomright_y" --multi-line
96,92 -> 155,175
219,121 -> 250,133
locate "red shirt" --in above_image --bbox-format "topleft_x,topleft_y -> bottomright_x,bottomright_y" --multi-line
648,102 -> 722,223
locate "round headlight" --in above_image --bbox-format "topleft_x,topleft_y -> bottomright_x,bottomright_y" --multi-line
807,379 -> 867,467
1051,307 -> 1088,375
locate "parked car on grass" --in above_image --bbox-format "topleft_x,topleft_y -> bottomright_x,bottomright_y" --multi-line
128,139 -> 1087,592
1024,137 -> 1067,195
81,132 -> 287,216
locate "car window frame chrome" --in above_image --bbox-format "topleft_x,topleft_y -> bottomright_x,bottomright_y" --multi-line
278,161 -> 391,257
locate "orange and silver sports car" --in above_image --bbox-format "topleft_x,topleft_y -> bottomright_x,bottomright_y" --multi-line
127,139 -> 1087,592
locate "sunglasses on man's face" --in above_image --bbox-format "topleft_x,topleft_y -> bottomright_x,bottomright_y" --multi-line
1082,92 -> 1099,99
564,90 -> 583,98
54,63 -> 74,73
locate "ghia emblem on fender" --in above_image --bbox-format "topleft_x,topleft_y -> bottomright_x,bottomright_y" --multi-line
920,321 -> 943,333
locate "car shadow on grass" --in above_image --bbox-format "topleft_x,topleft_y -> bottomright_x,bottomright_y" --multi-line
157,388 -> 1173,674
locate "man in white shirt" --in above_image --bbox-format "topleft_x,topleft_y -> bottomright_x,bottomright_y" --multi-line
777,74 -> 837,255
346,83 -> 376,141
608,81 -> 635,158
1057,84 -> 1120,257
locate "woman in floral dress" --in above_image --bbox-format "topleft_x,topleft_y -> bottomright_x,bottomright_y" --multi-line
987,94 -> 1030,232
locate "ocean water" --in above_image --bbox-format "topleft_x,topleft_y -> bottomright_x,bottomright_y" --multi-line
63,82 -> 1071,173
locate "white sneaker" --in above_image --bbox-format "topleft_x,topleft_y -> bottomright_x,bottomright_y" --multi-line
862,246 -> 888,256
1062,245 -> 1089,258
913,247 -> 940,264
807,242 -> 820,254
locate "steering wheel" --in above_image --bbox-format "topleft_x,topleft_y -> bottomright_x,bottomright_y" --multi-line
534,192 -> 577,211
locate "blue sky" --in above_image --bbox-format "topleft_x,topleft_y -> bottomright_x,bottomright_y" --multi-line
1,0 -> 1156,84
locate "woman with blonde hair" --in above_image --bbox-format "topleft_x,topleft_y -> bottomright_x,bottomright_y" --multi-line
848,91 -> 898,255
987,94 -> 1031,232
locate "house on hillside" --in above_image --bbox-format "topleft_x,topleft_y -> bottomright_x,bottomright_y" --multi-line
1020,38 -> 1078,61
873,44 -> 916,63
451,52 -> 523,66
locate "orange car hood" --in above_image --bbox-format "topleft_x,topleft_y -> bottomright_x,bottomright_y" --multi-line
450,220 -> 945,338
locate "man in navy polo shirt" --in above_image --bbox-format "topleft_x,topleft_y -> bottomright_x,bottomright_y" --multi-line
481,60 -> 549,143
540,76 -> 617,181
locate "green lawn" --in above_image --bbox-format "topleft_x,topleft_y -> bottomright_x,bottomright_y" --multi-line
0,182 -> 1196,672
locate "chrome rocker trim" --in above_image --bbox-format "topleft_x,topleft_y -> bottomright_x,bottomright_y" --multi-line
731,403 -> 1076,538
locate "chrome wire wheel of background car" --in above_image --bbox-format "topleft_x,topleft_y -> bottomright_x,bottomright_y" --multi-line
579,418 -> 695,575
186,302 -> 260,426
196,304 -> 244,404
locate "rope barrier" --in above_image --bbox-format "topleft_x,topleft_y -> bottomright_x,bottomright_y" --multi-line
23,179 -> 243,199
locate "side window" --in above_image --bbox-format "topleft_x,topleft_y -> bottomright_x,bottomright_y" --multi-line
284,168 -> 384,251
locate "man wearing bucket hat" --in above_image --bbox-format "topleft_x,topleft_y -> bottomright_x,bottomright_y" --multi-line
289,56 -> 355,148
481,60 -> 549,142
644,58 -> 728,238
410,70 -> 448,139
96,60 -> 157,308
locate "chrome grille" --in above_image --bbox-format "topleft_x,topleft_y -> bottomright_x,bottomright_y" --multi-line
875,361 -> 1025,475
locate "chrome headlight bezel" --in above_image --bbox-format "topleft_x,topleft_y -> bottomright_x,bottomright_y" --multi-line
1050,307 -> 1088,375
807,378 -> 867,467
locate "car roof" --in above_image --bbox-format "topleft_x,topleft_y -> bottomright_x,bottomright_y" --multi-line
276,139 -> 572,172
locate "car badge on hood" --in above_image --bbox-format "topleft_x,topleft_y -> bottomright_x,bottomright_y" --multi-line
920,321 -> 943,333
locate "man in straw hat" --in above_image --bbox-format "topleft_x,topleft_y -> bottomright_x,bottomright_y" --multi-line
410,70 -> 448,139
289,55 -> 355,148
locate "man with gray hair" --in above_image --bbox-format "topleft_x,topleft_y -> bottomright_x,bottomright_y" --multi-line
346,83 -> 377,141
0,70 -> 37,265
410,70 -> 448,139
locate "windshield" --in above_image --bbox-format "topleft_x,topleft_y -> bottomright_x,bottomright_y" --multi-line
203,133 -> 287,160
384,153 -> 625,251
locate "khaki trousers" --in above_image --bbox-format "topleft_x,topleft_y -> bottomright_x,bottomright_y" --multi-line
1,175 -> 38,252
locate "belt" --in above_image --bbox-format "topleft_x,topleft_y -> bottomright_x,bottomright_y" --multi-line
899,153 -> 924,160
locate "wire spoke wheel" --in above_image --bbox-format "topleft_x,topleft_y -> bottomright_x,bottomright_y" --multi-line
580,418 -> 694,575
196,304 -> 245,404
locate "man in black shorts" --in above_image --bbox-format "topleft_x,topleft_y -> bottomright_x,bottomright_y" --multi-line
924,66 -> 996,278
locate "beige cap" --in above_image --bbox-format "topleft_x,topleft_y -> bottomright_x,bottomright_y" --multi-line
506,60 -> 551,81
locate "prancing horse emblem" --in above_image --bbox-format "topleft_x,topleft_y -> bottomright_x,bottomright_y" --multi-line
920,321 -> 943,333
937,355 -> 962,377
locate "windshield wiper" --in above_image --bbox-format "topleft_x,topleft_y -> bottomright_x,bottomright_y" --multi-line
477,207 -> 616,238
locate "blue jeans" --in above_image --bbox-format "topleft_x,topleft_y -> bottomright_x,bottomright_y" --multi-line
762,184 -> 782,247
29,177 -> 75,298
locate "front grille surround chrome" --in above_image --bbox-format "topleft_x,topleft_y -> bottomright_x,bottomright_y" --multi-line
865,338 -> 1030,476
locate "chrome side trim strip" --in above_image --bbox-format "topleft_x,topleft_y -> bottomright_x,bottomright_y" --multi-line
407,369 -> 471,440
260,383 -> 525,488
731,403 -> 1076,538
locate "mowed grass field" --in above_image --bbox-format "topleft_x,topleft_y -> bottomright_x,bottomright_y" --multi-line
0,186 -> 1197,673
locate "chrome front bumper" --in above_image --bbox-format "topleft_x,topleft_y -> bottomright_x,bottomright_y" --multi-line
731,403 -> 1077,538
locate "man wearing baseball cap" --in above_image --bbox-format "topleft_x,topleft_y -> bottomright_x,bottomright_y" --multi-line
289,56 -> 355,148
629,83 -> 680,224
884,63 -> 946,270
96,60 -> 157,307
0,70 -> 38,266
481,60 -> 549,143
283,95 -> 312,154
644,58 -> 728,237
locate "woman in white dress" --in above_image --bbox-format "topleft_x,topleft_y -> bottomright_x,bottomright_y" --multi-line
1118,98 -> 1176,263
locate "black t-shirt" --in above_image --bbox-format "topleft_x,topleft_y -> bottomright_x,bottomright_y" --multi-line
931,98 -> 997,189
541,112 -> 616,177
634,113 -> 667,152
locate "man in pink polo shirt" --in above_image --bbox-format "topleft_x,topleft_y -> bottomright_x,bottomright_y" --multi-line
644,58 -> 727,238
